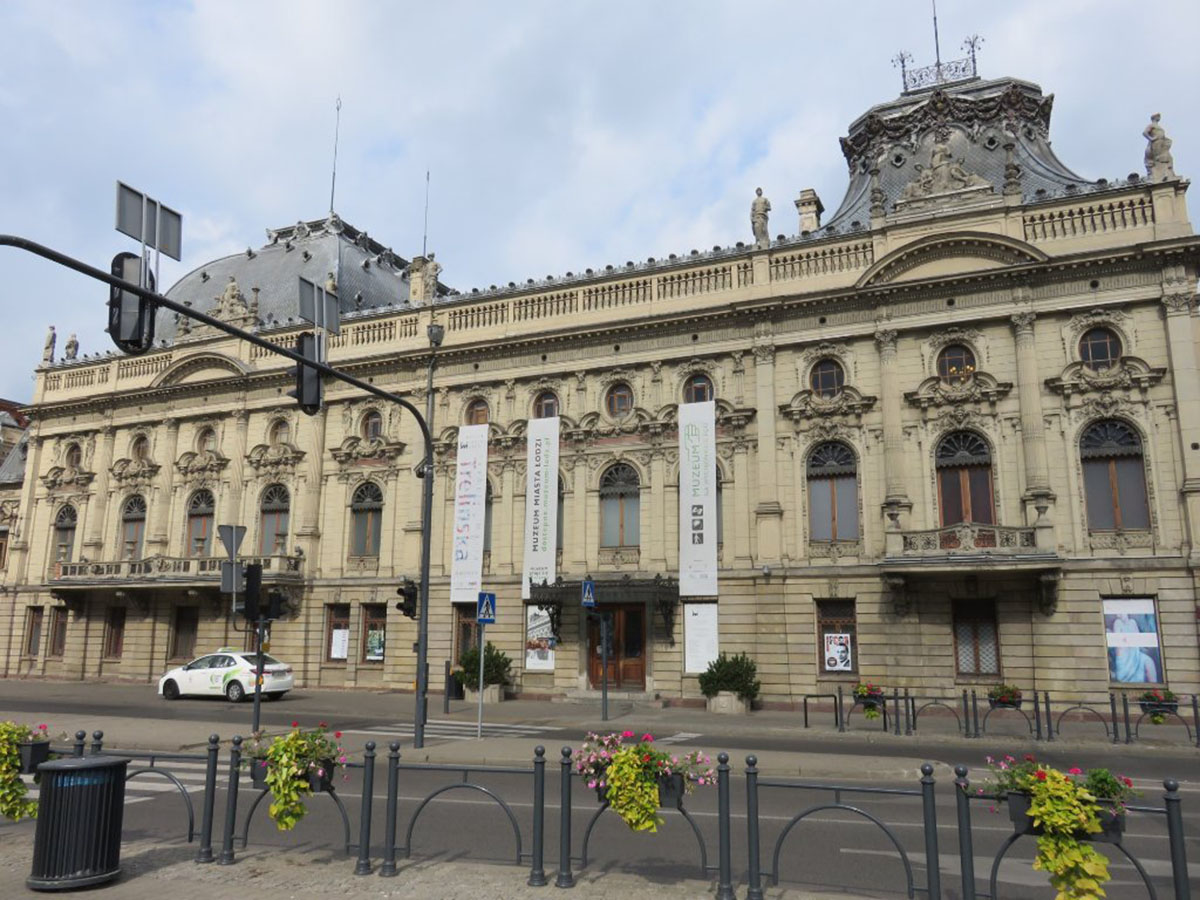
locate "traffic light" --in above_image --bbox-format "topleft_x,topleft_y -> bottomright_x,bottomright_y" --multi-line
267,589 -> 285,621
107,251 -> 156,354
242,563 -> 263,621
286,331 -> 323,416
396,578 -> 419,619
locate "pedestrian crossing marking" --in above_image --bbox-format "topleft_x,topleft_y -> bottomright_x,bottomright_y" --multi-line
655,732 -> 702,745
342,718 -> 560,742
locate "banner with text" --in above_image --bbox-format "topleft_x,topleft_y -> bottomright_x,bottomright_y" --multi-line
678,400 -> 718,596
450,424 -> 490,603
521,416 -> 560,599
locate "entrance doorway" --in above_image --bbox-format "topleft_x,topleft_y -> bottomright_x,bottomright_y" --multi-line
586,604 -> 645,690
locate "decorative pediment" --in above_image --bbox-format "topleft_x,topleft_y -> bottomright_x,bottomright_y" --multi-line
152,352 -> 249,388
41,466 -> 95,491
780,387 -> 877,426
175,448 -> 230,483
1045,356 -> 1165,401
109,457 -> 159,487
894,139 -> 994,211
247,442 -> 305,475
905,370 -> 1013,410
330,435 -> 406,468
856,232 -> 1047,287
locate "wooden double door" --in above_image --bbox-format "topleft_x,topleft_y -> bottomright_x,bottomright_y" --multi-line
586,604 -> 645,690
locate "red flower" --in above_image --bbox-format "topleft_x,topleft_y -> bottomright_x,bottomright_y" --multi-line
1024,754 -> 1035,762
318,721 -> 328,728
334,731 -> 342,739
643,754 -> 652,762
1035,770 -> 1047,781
1068,767 -> 1082,776
291,721 -> 299,728
1123,777 -> 1133,787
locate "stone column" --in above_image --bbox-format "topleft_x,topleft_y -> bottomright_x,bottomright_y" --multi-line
295,410 -> 328,559
875,329 -> 910,527
147,418 -> 179,551
498,457 -> 516,575
732,438 -> 752,567
224,410 -> 250,527
648,450 -> 667,570
1160,267 -> 1200,555
569,453 -> 588,571
752,343 -> 783,562
1011,311 -> 1054,512
84,425 -> 116,552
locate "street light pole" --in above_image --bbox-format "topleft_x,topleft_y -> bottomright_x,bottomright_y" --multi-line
413,321 -> 443,749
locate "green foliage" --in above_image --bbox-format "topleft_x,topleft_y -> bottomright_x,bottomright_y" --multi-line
1026,767 -> 1111,899
697,652 -> 760,701
0,721 -> 45,821
254,723 -> 346,831
1082,768 -> 1136,805
854,681 -> 884,719
454,641 -> 512,687
605,746 -> 663,833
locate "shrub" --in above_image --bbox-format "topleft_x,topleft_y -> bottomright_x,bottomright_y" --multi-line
698,652 -> 760,701
455,641 -> 512,687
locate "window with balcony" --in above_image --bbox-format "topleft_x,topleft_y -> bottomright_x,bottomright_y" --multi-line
465,399 -> 489,425
600,463 -> 640,547
54,505 -> 77,562
937,344 -> 976,386
48,607 -> 67,658
683,374 -> 714,404
121,494 -> 147,560
953,600 -> 1000,677
24,606 -> 43,657
351,482 -> 384,558
258,483 -> 290,556
935,432 -> 994,526
810,359 -> 845,399
534,391 -> 559,419
807,442 -> 859,541
1079,328 -> 1122,371
1081,420 -> 1150,531
186,490 -> 215,557
103,607 -> 126,659
605,383 -> 634,419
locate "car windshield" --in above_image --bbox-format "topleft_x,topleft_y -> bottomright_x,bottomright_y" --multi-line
238,654 -> 285,667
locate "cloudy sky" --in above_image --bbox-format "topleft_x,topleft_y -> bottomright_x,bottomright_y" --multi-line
1,0 -> 1196,402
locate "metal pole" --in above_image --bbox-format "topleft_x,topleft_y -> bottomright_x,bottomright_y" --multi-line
837,685 -> 845,732
1043,691 -> 1054,741
218,735 -> 243,865
745,755 -> 764,900
954,765 -> 976,900
1193,694 -> 1200,749
1033,691 -> 1042,741
970,690 -> 980,738
354,741 -> 376,876
251,614 -> 265,735
380,742 -> 400,877
892,688 -> 901,736
715,753 -> 734,900
919,763 -> 941,900
443,659 -> 452,715
73,730 -> 85,757
601,614 -> 609,722
195,734 -> 220,863
904,688 -> 912,736
1163,779 -> 1191,899
1110,692 -> 1120,744
414,336 -> 437,749
961,689 -> 970,737
477,621 -> 486,739
1122,692 -> 1132,744
528,746 -> 547,887
555,747 -> 575,888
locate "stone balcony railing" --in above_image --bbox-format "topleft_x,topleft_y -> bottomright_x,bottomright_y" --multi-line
50,553 -> 304,586
895,523 -> 1037,557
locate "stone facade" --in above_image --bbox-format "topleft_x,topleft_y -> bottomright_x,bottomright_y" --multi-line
2,74 -> 1198,706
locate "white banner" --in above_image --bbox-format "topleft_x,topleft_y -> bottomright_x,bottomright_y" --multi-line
522,416 -> 560,599
678,401 -> 718,596
450,424 -> 490,603
684,603 -> 719,673
525,604 -> 556,671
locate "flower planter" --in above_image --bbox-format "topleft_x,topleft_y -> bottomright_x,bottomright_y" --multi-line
17,740 -> 50,775
988,698 -> 1023,710
307,758 -> 336,792
1138,700 -> 1178,717
657,772 -> 686,809
1007,791 -> 1124,844
249,759 -> 270,790
705,691 -> 749,715
465,684 -> 504,704
858,693 -> 885,709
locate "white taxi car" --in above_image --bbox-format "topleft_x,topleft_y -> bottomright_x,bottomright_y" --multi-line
158,648 -> 294,702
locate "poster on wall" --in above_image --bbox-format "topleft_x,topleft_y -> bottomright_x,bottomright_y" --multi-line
823,633 -> 853,672
525,604 -> 556,672
329,627 -> 349,661
364,624 -> 385,662
684,603 -> 719,673
678,401 -> 718,596
522,416 -> 560,599
450,424 -> 490,603
1102,598 -> 1163,684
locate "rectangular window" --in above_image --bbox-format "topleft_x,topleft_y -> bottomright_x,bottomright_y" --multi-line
454,604 -> 480,666
103,607 -> 126,660
325,604 -> 350,662
24,607 -> 44,657
1083,460 -> 1116,530
953,600 -> 1000,676
1114,459 -> 1151,529
188,516 -> 213,557
352,510 -> 382,557
170,607 -> 200,661
816,600 -> 857,675
48,607 -> 67,658
361,604 -> 386,662
809,477 -> 860,542
259,512 -> 289,556
0,532 -> 8,569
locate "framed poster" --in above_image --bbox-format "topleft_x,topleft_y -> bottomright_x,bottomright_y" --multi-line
684,603 -> 719,674
823,633 -> 853,672
1102,598 -> 1163,684
329,627 -> 350,661
525,604 -> 556,672
364,624 -> 385,662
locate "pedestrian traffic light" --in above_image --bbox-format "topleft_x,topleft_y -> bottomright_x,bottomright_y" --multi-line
396,578 -> 418,619
286,331 -> 322,415
242,563 -> 263,621
107,251 -> 156,355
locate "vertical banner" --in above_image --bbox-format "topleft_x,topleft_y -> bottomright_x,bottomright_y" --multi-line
521,416 -> 560,599
450,424 -> 490,603
525,604 -> 556,671
678,400 -> 718,596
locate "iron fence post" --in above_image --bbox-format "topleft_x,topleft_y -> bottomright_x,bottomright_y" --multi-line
529,746 -> 547,887
380,741 -> 400,877
1122,692 -> 1132,744
1033,691 -> 1042,741
354,742 -> 376,876
91,730 -> 104,754
555,747 -> 575,888
1164,779 -> 1191,899
1193,695 -> 1200,749
954,765 -> 976,900
443,660 -> 452,715
961,690 -> 971,737
904,689 -> 912,736
837,685 -> 845,732
920,763 -> 941,900
892,688 -> 901,736
1043,691 -> 1054,741
195,734 -> 220,863
73,730 -> 85,757
745,755 -> 764,900
218,735 -> 243,866
970,691 -> 980,738
716,753 -> 734,900
1110,692 -> 1120,744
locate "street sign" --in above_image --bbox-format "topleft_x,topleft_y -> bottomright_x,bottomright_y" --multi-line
477,592 -> 496,624
581,578 -> 596,608
217,525 -> 246,560
220,560 -> 245,594
298,276 -> 341,336
116,181 -> 182,260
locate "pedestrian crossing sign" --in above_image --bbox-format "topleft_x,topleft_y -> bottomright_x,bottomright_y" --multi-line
477,592 -> 496,624
581,579 -> 596,608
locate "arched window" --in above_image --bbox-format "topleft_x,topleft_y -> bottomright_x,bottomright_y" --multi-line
197,428 -> 217,454
810,359 -> 845,399
269,419 -> 290,446
351,482 -> 384,557
186,490 -> 215,557
605,383 -> 634,418
556,476 -> 565,551
683,374 -> 713,404
1080,328 -> 1122,371
131,436 -> 150,462
534,392 -> 559,419
935,432 -> 993,526
807,442 -> 859,541
600,463 -> 640,547
1081,420 -> 1150,531
65,443 -> 82,470
465,399 -> 489,425
483,481 -> 494,553
121,494 -> 147,560
937,345 -> 976,386
259,484 -> 290,555
54,505 -> 77,563
362,411 -> 383,441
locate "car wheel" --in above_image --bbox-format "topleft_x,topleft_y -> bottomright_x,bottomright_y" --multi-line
162,680 -> 180,701
226,681 -> 246,703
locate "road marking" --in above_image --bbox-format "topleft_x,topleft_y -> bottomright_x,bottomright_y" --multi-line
342,719 -> 560,741
655,732 -> 703,745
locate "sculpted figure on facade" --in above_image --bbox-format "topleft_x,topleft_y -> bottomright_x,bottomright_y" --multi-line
42,326 -> 55,363
899,139 -> 990,202
63,333 -> 78,361
1143,113 -> 1176,181
750,188 -> 771,248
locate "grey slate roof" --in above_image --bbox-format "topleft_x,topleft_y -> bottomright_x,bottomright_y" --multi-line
0,431 -> 28,486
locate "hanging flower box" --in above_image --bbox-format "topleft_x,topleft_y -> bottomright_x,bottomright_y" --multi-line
988,698 -> 1023,710
1007,791 -> 1124,844
18,739 -> 51,775
248,758 -> 270,790
987,684 -> 1023,709
307,758 -> 336,793
657,772 -> 686,809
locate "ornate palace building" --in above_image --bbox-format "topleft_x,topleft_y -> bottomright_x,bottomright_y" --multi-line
2,63 -> 1198,706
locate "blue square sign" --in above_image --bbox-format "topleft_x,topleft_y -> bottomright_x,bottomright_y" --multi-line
477,592 -> 496,624
581,579 -> 596,608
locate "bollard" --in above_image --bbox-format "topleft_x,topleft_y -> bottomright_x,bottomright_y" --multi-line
716,753 -> 734,900
1033,691 -> 1042,741
354,742 -> 376,876
892,689 -> 901,736
91,730 -> 104,754
1163,779 -> 1191,899
1043,691 -> 1054,741
970,691 -> 980,738
443,660 -> 453,715
1110,692 -> 1120,744
195,734 -> 220,863
555,747 -> 574,888
528,746 -> 547,887
919,763 -> 941,900
903,689 -> 912,736
954,765 -> 976,900
837,685 -> 845,732
1122,693 -> 1132,744
218,735 -> 243,865
961,690 -> 971,738
380,742 -> 401,877
744,756 -> 764,900
73,730 -> 86,758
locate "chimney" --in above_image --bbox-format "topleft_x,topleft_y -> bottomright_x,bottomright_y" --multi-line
795,189 -> 825,234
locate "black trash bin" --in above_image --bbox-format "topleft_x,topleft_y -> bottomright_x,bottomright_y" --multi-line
27,755 -> 128,891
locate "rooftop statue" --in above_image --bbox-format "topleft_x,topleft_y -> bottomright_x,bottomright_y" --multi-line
899,139 -> 990,203
64,333 -> 79,361
750,188 -> 771,248
1144,113 -> 1176,182
42,325 -> 55,363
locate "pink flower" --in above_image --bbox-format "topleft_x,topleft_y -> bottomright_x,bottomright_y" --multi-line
316,768 -> 325,778
1068,767 -> 1082,776
37,724 -> 48,731
291,721 -> 300,728
697,777 -> 705,785
587,780 -> 596,789
642,733 -> 654,742
622,730 -> 634,738
338,756 -> 346,764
